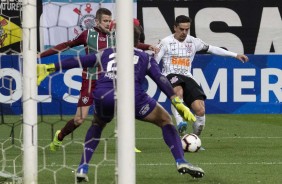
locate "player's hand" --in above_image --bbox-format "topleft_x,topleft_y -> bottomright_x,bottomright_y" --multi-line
236,54 -> 249,63
171,96 -> 196,123
37,63 -> 55,86
148,45 -> 160,54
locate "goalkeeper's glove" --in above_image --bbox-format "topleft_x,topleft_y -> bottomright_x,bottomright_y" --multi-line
171,96 -> 196,123
37,63 -> 55,86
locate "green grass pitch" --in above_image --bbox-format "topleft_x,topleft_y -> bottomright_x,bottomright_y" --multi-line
1,114 -> 282,184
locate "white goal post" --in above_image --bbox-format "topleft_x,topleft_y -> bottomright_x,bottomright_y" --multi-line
20,0 -> 135,183
116,0 -> 135,184
21,0 -> 135,183
22,0 -> 38,183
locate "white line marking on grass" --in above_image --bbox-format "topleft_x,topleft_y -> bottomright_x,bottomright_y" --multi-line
2,136 -> 282,142
4,162 -> 282,169
46,162 -> 282,167
133,162 -> 282,167
198,162 -> 282,165
135,136 -> 282,140
203,137 -> 282,139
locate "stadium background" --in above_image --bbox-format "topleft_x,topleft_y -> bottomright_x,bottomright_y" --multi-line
1,0 -> 282,114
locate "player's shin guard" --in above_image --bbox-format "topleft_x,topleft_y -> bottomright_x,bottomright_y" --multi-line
192,115 -> 205,136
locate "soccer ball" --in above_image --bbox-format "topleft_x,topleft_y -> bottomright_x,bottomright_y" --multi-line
181,133 -> 201,152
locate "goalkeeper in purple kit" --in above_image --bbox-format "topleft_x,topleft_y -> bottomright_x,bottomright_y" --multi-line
38,25 -> 204,181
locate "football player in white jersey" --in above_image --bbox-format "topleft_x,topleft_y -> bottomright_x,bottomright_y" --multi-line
155,15 -> 249,140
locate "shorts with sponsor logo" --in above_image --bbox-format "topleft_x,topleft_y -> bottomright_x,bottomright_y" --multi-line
93,88 -> 157,123
166,73 -> 206,108
77,79 -> 96,107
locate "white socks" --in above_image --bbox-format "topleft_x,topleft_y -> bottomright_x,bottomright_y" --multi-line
171,104 -> 184,126
171,104 -> 206,136
193,115 -> 205,136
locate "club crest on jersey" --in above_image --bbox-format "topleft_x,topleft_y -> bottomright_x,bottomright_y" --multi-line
185,43 -> 192,53
170,76 -> 179,84
73,3 -> 96,34
139,104 -> 150,116
82,96 -> 89,104
99,37 -> 106,41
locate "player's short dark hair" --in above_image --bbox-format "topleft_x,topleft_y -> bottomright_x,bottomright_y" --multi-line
174,15 -> 192,26
134,25 -> 141,46
96,8 -> 112,21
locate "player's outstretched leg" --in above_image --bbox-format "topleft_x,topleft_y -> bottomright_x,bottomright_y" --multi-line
176,159 -> 204,178
76,124 -> 102,182
193,115 -> 206,151
161,124 -> 204,178
171,103 -> 189,135
76,164 -> 89,182
50,130 -> 62,151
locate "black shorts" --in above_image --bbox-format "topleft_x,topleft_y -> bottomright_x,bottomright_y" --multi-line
166,74 -> 206,108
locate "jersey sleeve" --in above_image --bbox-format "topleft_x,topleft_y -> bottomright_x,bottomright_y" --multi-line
207,45 -> 237,57
147,57 -> 174,98
55,53 -> 97,70
154,39 -> 167,64
39,31 -> 87,58
193,37 -> 209,52
136,43 -> 150,50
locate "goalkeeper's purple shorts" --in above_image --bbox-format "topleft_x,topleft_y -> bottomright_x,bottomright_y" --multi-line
93,88 -> 157,123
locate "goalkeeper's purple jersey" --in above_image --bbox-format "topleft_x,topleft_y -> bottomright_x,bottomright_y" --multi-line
53,46 -> 175,121
72,47 -> 175,121
96,47 -> 173,97
57,47 -> 175,98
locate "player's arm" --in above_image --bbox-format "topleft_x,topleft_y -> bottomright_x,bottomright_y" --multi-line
137,43 -> 160,53
154,40 -> 166,63
147,57 -> 174,98
207,45 -> 249,63
136,43 -> 150,50
193,36 -> 249,63
39,31 -> 87,58
147,57 -> 195,123
44,54 -> 98,71
37,53 -> 98,86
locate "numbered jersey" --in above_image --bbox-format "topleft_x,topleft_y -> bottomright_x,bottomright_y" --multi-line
96,48 -> 152,92
92,47 -> 164,121
155,34 -> 209,77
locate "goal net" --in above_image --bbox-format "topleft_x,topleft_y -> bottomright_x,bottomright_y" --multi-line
0,0 -> 136,183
